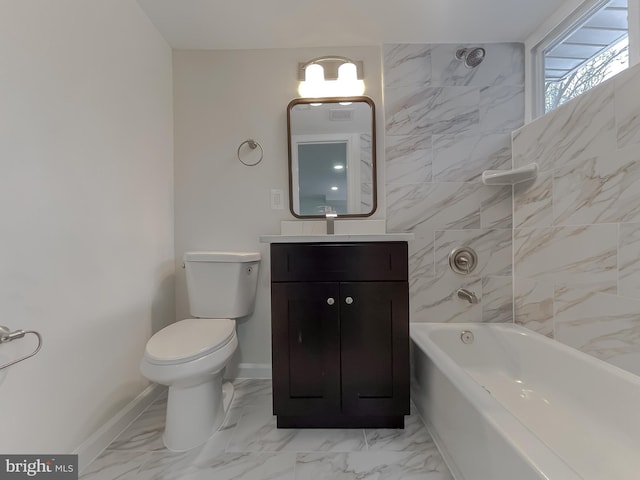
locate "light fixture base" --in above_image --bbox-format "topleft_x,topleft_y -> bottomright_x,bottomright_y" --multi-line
297,58 -> 364,81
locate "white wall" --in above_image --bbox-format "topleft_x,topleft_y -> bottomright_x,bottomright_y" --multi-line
173,47 -> 383,375
0,0 -> 174,452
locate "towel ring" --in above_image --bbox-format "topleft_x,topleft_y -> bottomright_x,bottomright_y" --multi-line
237,139 -> 263,166
0,325 -> 42,370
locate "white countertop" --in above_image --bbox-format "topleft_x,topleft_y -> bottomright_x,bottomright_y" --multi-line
259,233 -> 414,243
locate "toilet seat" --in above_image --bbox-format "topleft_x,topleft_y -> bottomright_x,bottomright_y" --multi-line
144,318 -> 235,365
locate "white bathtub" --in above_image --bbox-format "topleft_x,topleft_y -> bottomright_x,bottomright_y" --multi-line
410,322 -> 640,480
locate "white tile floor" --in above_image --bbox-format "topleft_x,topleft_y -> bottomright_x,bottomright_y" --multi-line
80,380 -> 454,480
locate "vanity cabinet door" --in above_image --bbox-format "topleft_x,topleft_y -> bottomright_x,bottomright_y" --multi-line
340,282 -> 409,416
271,282 -> 341,416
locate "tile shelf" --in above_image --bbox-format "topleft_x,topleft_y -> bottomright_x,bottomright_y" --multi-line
482,162 -> 538,185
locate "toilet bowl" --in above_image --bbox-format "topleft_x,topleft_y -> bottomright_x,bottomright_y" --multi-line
140,251 -> 260,452
140,318 -> 238,451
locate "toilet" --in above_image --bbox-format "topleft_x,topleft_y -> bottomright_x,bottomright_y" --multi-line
140,251 -> 260,452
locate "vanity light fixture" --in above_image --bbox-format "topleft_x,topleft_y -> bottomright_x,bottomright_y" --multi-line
298,56 -> 365,98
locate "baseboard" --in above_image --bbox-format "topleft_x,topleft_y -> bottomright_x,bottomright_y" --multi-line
73,383 -> 165,473
235,363 -> 272,379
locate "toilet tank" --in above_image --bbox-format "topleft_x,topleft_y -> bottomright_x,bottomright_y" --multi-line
183,251 -> 260,319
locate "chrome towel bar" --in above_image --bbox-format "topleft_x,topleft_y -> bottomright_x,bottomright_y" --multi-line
0,325 -> 42,370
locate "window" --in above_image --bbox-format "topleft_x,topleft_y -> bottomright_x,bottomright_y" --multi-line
531,0 -> 632,118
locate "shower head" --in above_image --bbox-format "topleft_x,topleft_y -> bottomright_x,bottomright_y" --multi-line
455,47 -> 486,68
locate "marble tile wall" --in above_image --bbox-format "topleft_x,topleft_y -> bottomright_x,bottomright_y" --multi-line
512,62 -> 640,376
383,43 -> 524,323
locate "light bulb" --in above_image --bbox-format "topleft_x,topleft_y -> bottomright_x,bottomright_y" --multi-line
298,60 -> 365,98
338,62 -> 357,82
336,62 -> 365,96
298,64 -> 325,97
305,64 -> 324,83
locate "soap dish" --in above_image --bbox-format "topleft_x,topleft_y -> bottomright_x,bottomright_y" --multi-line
482,163 -> 538,185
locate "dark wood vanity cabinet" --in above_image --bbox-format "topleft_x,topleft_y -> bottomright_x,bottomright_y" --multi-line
270,242 -> 410,428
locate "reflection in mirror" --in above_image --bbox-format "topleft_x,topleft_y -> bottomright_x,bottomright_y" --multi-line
287,97 -> 376,218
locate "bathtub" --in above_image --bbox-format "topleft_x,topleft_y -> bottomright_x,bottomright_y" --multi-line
410,322 -> 640,480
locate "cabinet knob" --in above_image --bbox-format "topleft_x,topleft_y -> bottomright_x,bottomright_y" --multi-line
327,297 -> 335,305
345,296 -> 354,305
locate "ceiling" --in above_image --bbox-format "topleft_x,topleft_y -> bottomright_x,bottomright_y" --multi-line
136,0 -> 570,50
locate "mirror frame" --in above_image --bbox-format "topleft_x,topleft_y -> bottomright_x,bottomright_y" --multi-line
287,96 -> 377,219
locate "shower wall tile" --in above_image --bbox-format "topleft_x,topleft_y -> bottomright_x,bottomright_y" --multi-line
384,43 -> 522,324
429,43 -> 524,87
512,81 -> 616,173
479,86 -> 525,133
385,86 -> 479,136
614,66 -> 640,148
409,231 -> 436,280
382,44 -> 431,88
513,61 -> 640,376
514,278 -> 554,337
480,185 -> 512,230
555,287 -> 640,376
385,182 -> 481,233
619,223 -> 640,299
552,143 -> 640,226
385,134 -> 432,185
513,225 -> 617,294
434,229 -> 512,277
432,133 -> 511,182
513,172 -> 552,229
482,276 -> 513,323
410,270 -> 482,322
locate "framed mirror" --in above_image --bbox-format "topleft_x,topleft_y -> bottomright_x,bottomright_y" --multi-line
287,96 -> 377,218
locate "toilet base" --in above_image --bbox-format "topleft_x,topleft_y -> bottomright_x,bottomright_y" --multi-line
162,369 -> 234,452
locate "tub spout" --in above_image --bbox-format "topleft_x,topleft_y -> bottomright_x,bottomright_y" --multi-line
457,288 -> 479,304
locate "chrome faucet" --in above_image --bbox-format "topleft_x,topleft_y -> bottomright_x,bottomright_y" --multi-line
457,288 -> 479,304
326,213 -> 337,235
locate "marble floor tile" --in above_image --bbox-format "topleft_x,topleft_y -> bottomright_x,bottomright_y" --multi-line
195,452 -> 295,480
295,451 -> 454,480
137,451 -> 295,480
82,380 -> 454,480
106,395 -> 167,452
232,379 -> 272,407
134,449 -> 200,480
365,413 -> 434,451
226,402 -> 367,453
79,450 -> 151,480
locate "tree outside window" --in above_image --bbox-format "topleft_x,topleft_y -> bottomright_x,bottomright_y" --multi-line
545,36 -> 629,113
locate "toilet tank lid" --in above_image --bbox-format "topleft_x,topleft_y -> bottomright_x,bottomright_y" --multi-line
183,251 -> 261,263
